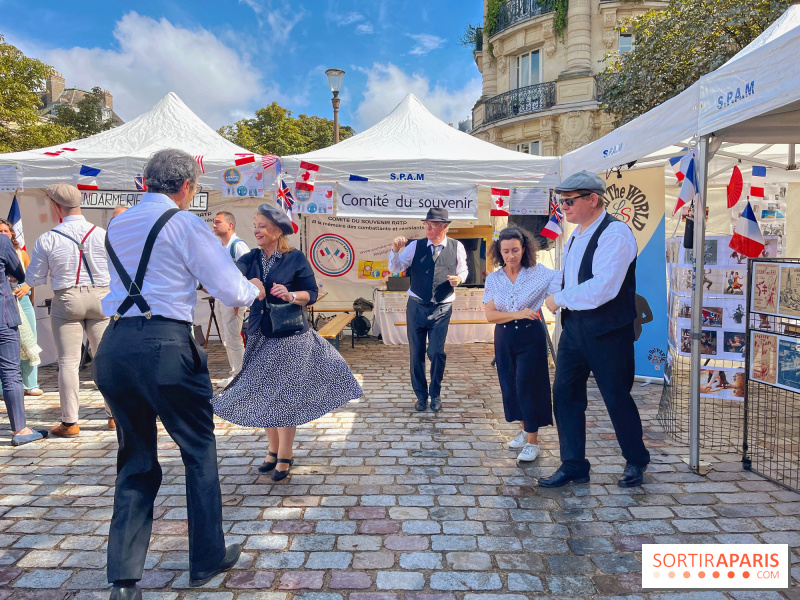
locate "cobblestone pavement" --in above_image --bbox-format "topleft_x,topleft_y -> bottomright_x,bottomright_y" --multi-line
0,337 -> 798,600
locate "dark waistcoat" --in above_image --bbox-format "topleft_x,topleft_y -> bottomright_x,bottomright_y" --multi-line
408,238 -> 458,304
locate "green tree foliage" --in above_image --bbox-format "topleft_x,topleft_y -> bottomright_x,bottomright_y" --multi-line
53,86 -> 116,138
0,35 -> 76,153
218,102 -> 355,156
599,0 -> 795,126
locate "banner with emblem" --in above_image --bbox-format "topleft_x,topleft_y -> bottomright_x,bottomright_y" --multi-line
221,166 -> 264,197
601,166 -> 667,379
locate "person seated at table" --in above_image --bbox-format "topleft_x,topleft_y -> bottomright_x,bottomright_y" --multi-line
483,227 -> 560,462
211,204 -> 362,481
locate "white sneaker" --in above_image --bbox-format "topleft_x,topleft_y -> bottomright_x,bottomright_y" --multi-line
508,430 -> 527,449
216,376 -> 233,389
517,443 -> 540,462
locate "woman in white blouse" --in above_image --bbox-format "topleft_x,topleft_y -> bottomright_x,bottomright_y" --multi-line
483,227 -> 561,462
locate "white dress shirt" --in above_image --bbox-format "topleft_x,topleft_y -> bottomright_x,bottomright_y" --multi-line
26,215 -> 111,290
102,193 -> 258,322
554,210 -> 638,311
388,237 -> 469,303
484,264 -> 561,312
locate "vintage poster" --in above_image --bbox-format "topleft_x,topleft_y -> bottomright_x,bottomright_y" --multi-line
753,262 -> 780,314
699,367 -> 745,401
779,266 -> 800,318
721,331 -> 747,360
722,269 -> 746,296
222,166 -> 264,198
723,301 -> 747,330
777,337 -> 800,391
701,306 -> 723,327
750,332 -> 779,384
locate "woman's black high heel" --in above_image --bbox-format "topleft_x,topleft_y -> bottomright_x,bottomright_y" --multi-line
271,458 -> 293,481
258,452 -> 278,473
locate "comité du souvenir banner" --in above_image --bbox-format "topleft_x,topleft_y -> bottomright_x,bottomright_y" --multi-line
337,181 -> 478,220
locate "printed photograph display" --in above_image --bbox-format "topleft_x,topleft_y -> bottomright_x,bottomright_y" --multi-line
701,306 -> 723,327
684,239 -> 718,266
698,268 -> 723,294
779,266 -> 800,318
664,351 -> 674,384
724,302 -> 746,327
699,368 -> 745,401
752,262 -> 780,314
723,270 -> 745,295
722,331 -> 746,359
750,332 -> 779,384
680,328 -> 717,356
778,337 -> 800,391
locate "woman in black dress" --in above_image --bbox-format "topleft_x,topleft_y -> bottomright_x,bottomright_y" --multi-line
212,204 -> 362,481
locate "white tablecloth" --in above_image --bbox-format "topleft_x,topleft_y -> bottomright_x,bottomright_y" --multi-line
373,290 -> 495,345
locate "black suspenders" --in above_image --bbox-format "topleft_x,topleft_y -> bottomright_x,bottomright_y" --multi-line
104,208 -> 179,320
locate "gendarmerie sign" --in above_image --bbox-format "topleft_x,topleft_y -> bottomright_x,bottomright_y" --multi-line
80,190 -> 209,212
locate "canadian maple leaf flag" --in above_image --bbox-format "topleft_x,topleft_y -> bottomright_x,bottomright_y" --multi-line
296,161 -> 320,192
490,188 -> 510,217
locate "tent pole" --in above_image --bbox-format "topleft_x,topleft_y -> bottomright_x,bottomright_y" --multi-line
789,144 -> 797,170
689,135 -> 710,473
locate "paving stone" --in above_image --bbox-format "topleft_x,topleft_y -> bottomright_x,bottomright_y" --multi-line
431,535 -> 476,551
545,574 -> 596,595
507,573 -> 544,592
13,569 -> 72,588
376,571 -> 425,590
277,571 -> 325,590
329,572 -> 372,589
430,572 -> 502,591
305,552 -> 353,569
353,552 -> 395,569
592,552 -> 641,573
290,535 -> 335,551
400,552 -> 443,570
546,555 -> 596,574
254,552 -> 305,569
384,535 -> 428,551
568,537 -> 615,554
445,551 -> 492,570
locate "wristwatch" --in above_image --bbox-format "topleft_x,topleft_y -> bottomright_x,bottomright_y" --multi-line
290,292 -> 297,303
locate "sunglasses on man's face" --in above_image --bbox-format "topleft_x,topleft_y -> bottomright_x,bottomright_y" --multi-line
558,192 -> 593,206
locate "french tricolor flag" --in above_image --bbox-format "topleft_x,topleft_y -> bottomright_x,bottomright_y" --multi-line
729,201 -> 765,258
672,157 -> 696,216
8,195 -> 25,249
321,246 -> 345,259
669,150 -> 693,183
77,165 -> 100,190
490,188 -> 510,217
750,166 -> 766,198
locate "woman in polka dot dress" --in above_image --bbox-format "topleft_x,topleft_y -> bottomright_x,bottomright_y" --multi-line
212,204 -> 362,481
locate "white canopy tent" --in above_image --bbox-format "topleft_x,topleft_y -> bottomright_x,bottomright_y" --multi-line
283,94 -> 561,188
560,5 -> 800,470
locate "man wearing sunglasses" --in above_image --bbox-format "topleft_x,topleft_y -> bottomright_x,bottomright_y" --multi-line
540,170 -> 650,488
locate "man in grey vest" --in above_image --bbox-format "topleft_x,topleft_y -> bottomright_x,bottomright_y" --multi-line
389,208 -> 468,412
540,170 -> 650,488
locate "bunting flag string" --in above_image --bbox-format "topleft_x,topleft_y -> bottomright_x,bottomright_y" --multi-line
540,196 -> 564,240
8,194 -> 25,250
295,160 -> 320,193
750,166 -> 766,198
277,179 -> 300,233
77,165 -> 101,190
193,155 -> 205,174
235,153 -> 256,166
729,200 -> 765,258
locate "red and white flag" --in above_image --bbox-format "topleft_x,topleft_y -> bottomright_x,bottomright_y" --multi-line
729,201 -> 765,258
193,155 -> 205,174
750,166 -> 766,198
296,160 -> 320,192
262,154 -> 280,170
235,153 -> 256,166
490,188 -> 510,217
43,147 -> 77,157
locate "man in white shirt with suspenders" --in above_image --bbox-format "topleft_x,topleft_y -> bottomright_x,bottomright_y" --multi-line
211,211 -> 249,387
26,184 -> 114,437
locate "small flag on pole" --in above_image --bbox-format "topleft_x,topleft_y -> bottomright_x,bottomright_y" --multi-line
77,165 -> 100,190
669,150 -> 693,182
729,200 -> 765,258
193,155 -> 205,174
750,166 -> 766,198
235,153 -> 256,166
296,161 -> 320,193
134,175 -> 147,191
277,180 -> 300,234
8,194 -> 25,250
490,188 -> 510,217
261,154 -> 279,170
540,198 -> 564,240
349,174 -> 368,181
672,157 -> 696,216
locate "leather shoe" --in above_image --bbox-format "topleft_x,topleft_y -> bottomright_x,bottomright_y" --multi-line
618,463 -> 647,487
414,398 -> 427,412
537,469 -> 590,488
430,397 -> 442,412
190,543 -> 242,587
110,584 -> 142,600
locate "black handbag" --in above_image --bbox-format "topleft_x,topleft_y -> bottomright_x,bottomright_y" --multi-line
263,301 -> 305,335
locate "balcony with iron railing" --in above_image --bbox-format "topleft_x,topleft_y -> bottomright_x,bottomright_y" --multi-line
483,81 -> 557,124
494,0 -> 555,36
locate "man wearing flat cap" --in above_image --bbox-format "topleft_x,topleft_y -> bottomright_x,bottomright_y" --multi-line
389,207 -> 468,412
540,170 -> 650,488
26,183 -> 114,437
94,149 -> 265,599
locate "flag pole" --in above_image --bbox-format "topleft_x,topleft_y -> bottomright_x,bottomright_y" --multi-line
689,135 -> 710,473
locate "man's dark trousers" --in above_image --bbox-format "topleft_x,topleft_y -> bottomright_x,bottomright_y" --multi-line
0,324 -> 25,431
552,315 -> 650,476
407,296 -> 452,403
94,317 -> 225,582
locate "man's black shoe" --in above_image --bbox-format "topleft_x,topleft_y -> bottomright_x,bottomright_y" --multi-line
415,398 -> 427,412
430,397 -> 442,412
110,584 -> 142,600
537,469 -> 590,488
189,543 -> 242,587
618,463 -> 647,488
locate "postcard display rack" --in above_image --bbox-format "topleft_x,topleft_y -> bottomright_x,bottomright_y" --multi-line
659,235 -> 781,452
743,258 -> 800,492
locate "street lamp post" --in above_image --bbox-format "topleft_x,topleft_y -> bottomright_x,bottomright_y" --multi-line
325,68 -> 345,144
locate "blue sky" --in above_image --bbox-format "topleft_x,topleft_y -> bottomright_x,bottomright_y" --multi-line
4,0 -> 484,132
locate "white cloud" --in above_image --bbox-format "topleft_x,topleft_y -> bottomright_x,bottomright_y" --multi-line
355,23 -> 374,35
407,33 -> 446,56
331,12 -> 364,26
354,63 -> 481,130
238,0 -> 305,44
16,12 -> 266,128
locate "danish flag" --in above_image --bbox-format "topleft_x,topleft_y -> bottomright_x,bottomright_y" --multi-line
490,188 -> 510,217
193,155 -> 205,174
296,160 -> 320,193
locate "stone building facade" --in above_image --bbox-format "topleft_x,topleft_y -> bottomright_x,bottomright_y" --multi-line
471,0 -> 666,157
39,72 -> 122,124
